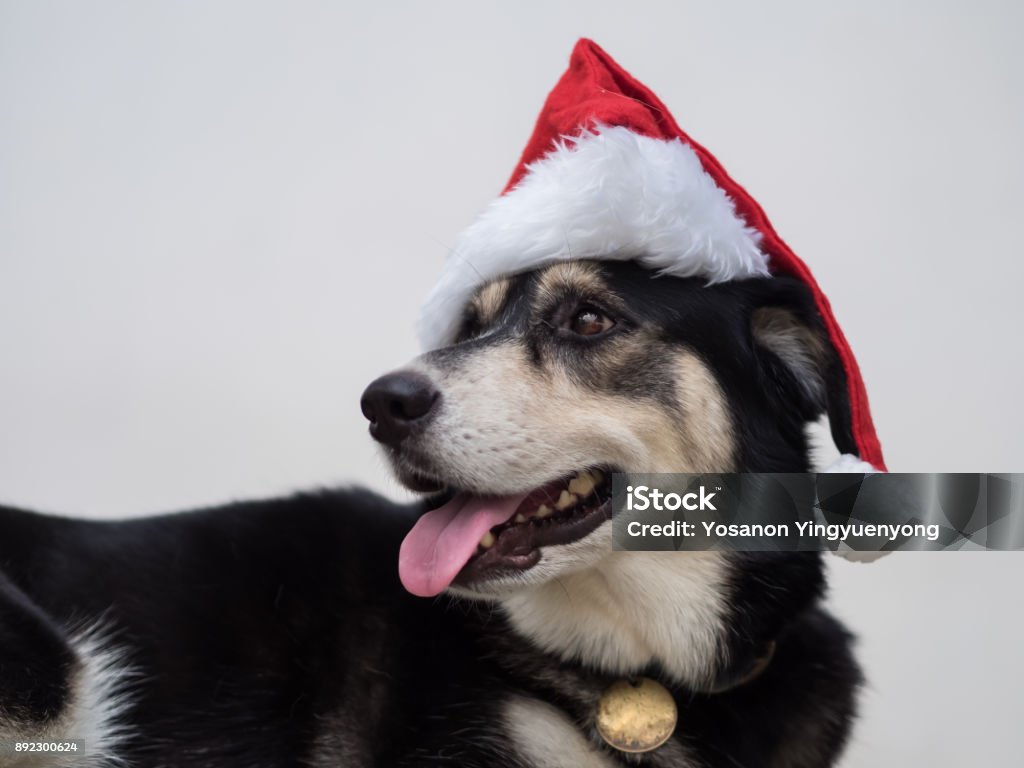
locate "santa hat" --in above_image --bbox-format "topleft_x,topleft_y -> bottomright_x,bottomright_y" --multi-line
419,39 -> 885,471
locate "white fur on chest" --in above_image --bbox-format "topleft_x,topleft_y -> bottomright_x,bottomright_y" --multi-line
503,697 -> 618,768
499,545 -> 731,686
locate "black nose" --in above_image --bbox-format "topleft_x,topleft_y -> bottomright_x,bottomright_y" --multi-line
360,371 -> 440,446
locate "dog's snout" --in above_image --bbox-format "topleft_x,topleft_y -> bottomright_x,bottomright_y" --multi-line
361,371 -> 440,445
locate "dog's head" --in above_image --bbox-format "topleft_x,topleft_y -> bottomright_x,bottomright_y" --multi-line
362,260 -> 834,599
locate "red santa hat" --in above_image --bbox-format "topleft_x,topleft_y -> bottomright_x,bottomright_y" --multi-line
419,39 -> 885,471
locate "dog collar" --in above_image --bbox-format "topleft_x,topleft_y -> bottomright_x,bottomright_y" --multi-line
595,641 -> 777,754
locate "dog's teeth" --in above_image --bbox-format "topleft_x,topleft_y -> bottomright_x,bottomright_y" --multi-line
555,491 -> 577,511
479,531 -> 495,549
514,513 -> 527,524
592,469 -> 605,484
568,472 -> 595,497
535,504 -> 553,519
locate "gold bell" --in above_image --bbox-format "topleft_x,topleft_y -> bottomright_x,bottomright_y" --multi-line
595,677 -> 677,753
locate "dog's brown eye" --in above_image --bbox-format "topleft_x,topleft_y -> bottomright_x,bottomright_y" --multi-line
568,306 -> 615,336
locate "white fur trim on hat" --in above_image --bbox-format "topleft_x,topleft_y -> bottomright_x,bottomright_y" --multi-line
821,453 -> 890,562
418,125 -> 770,349
822,454 -> 881,475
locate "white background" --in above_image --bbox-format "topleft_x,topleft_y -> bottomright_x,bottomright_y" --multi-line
1,1 -> 1022,765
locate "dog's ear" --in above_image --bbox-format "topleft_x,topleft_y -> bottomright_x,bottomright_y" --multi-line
748,278 -> 831,420
746,275 -> 873,471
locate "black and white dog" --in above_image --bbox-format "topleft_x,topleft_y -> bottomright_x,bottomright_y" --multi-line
0,260 -> 861,767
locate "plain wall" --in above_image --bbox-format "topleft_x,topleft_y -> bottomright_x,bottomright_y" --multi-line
1,1 -> 1022,765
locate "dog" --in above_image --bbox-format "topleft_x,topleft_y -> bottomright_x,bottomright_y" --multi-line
0,259 -> 861,767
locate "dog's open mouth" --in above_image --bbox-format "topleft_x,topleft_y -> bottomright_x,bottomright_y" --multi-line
398,468 -> 613,597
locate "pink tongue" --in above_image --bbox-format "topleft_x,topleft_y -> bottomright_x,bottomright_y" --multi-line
399,492 -> 528,597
